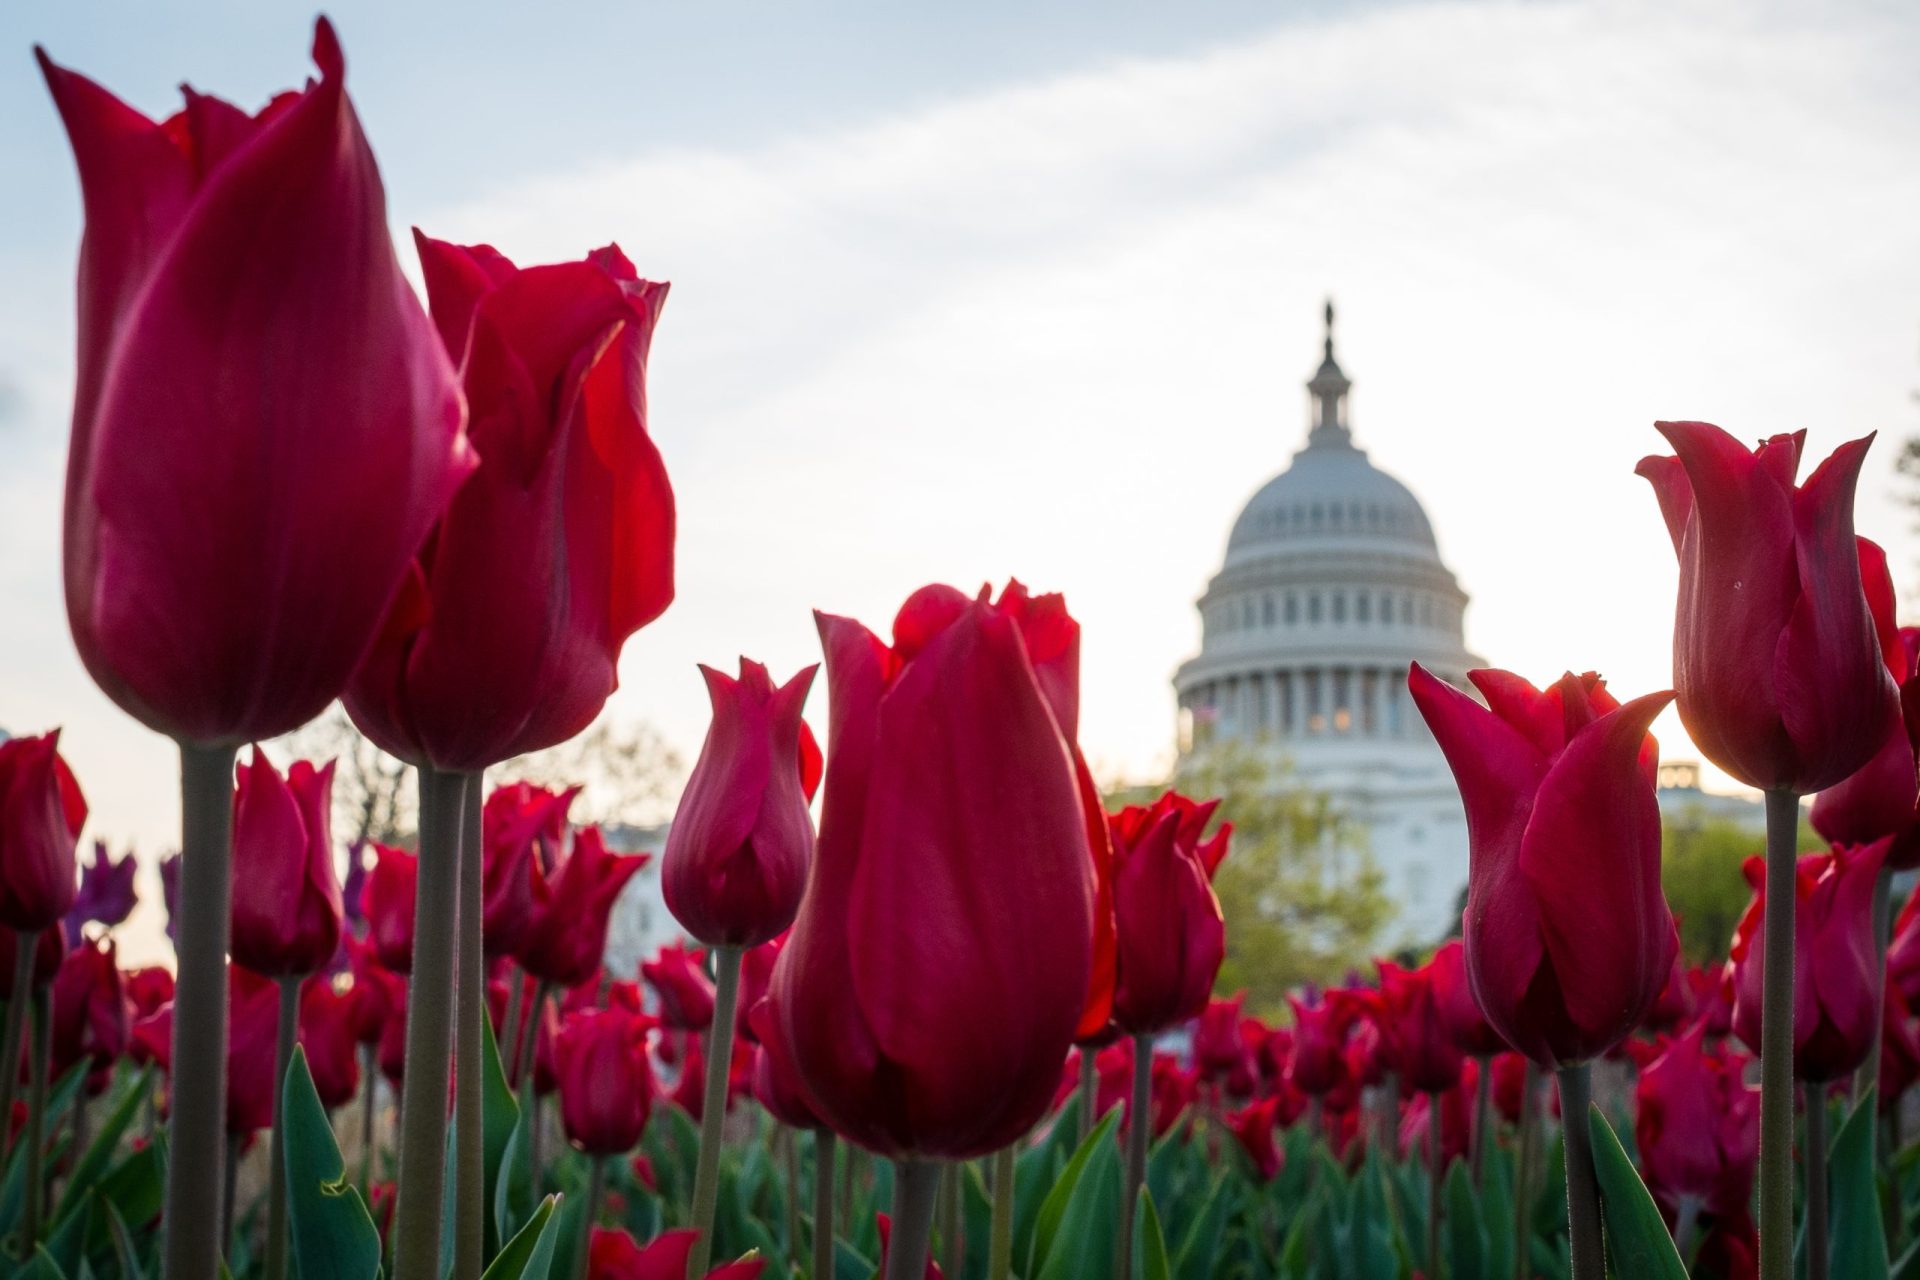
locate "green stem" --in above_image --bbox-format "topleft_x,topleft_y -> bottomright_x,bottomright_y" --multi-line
1759,789 -> 1800,1280
501,968 -> 525,1090
687,945 -> 742,1280
1428,1091 -> 1443,1280
571,1155 -> 606,1280
1806,1087 -> 1829,1280
1472,1054 -> 1491,1183
360,1043 -> 378,1196
1513,1060 -> 1537,1280
0,931 -> 34,1161
264,975 -> 304,1280
515,981 -> 550,1098
454,770 -> 485,1280
938,1163 -> 962,1278
163,741 -> 238,1280
21,984 -> 50,1250
1077,1048 -> 1096,1142
784,1127 -> 803,1261
1558,1065 -> 1603,1280
885,1160 -> 941,1280
1859,867 -> 1894,1103
814,1129 -> 838,1280
391,767 -> 469,1280
1118,1033 -> 1151,1276
1378,1071 -> 1398,1155
988,1144 -> 1015,1280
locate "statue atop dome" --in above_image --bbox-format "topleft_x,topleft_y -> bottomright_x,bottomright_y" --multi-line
1306,298 -> 1353,448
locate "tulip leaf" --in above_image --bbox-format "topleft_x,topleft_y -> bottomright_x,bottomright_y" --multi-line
1830,1088 -> 1891,1280
1132,1186 -> 1171,1280
1027,1108 -> 1120,1277
1444,1162 -> 1487,1280
51,1065 -> 152,1228
482,1193 -> 563,1280
1014,1106 -> 1080,1268
1584,1103 -> 1686,1279
282,1047 -> 384,1280
495,1093 -> 537,1246
1172,1172 -> 1235,1280
106,1199 -> 149,1280
16,1244 -> 69,1280
1035,1110 -> 1122,1280
45,1188 -> 91,1275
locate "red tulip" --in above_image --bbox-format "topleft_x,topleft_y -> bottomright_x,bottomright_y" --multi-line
748,1004 -> 821,1130
1634,1021 -> 1759,1217
1731,838 -> 1890,1081
345,938 -> 400,1047
641,942 -> 716,1031
1399,1059 -> 1477,1167
1881,986 -> 1920,1114
1194,994 -> 1260,1096
663,661 -> 820,949
1410,665 -> 1677,1067
0,926 -> 67,994
49,937 -> 128,1092
135,963 -> 283,1133
1490,1051 -> 1529,1125
1285,994 -> 1351,1097
588,1228 -> 766,1280
556,1006 -> 655,1155
480,782 -> 577,958
759,584 -> 1097,1158
0,731 -> 87,932
668,1027 -> 751,1120
1106,791 -> 1229,1036
734,935 -> 784,1045
361,844 -> 418,974
1890,884 -> 1920,1009
38,21 -> 470,746
231,751 -> 342,977
300,979 -> 362,1111
1689,964 -> 1736,1040
1638,422 -> 1895,793
1225,1096 -> 1283,1180
345,235 -> 673,771
1339,961 -> 1465,1095
1811,540 -> 1920,867
1639,947 -> 1697,1036
518,827 -> 647,988
1429,939 -> 1508,1058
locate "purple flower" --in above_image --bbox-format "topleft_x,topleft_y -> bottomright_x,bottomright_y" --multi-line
64,840 -> 137,945
159,852 -> 181,943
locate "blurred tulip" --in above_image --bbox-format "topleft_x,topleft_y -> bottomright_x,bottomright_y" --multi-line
519,827 -> 647,988
1106,791 -> 1228,1037
0,730 -> 86,931
1429,939 -> 1508,1058
663,660 -> 819,949
642,942 -> 716,1031
1285,994 -> 1352,1097
135,963 -> 283,1133
1340,961 -> 1464,1095
1730,839 -> 1890,1081
1411,666 -> 1676,1067
1490,1051 -> 1529,1126
1194,993 -> 1259,1096
1634,1021 -> 1759,1217
64,840 -> 136,945
39,21 -> 470,746
734,935 -> 784,1044
1881,986 -> 1920,1115
588,1227 -> 766,1280
1226,1096 -> 1283,1180
49,936 -> 127,1093
760,584 -> 1097,1157
231,751 -> 342,977
556,1007 -> 655,1155
300,979 -> 362,1111
748,1006 -> 822,1131
0,926 -> 66,994
361,844 -> 418,974
345,235 -> 672,771
480,783 -> 577,958
1638,422 -> 1894,793
1639,948 -> 1697,1037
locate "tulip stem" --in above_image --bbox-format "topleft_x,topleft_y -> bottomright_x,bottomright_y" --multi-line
988,1144 -> 1015,1280
21,985 -> 49,1250
814,1129 -> 838,1280
392,767 -> 469,1280
1805,1086 -> 1829,1280
1759,788 -> 1800,1280
1428,1092 -> 1443,1280
516,980 -> 551,1093
1077,1049 -> 1096,1142
571,1155 -> 605,1280
784,1127 -> 803,1261
454,770 -> 485,1280
164,740 -> 238,1280
1557,1066 -> 1603,1280
1118,1032 -> 1152,1277
264,974 -> 304,1280
502,969 -> 525,1089
886,1159 -> 941,1280
360,1043 -> 378,1195
223,1131 -> 241,1256
1472,1054 -> 1490,1183
687,944 -> 742,1280
1514,1061 -> 1536,1280
0,930 -> 38,1160
1859,867 -> 1894,1103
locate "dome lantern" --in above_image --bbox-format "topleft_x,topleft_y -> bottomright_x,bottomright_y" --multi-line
1306,298 -> 1353,447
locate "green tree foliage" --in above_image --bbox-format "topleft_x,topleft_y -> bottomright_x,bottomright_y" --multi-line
1110,741 -> 1392,1017
1659,801 -> 1816,965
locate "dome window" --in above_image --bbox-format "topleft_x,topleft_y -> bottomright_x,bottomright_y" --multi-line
1332,594 -> 1346,624
1285,593 -> 1299,624
1357,594 -> 1371,623
1262,595 -> 1275,626
1309,594 -> 1323,624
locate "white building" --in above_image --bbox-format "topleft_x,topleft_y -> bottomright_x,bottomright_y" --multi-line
1173,305 -> 1479,942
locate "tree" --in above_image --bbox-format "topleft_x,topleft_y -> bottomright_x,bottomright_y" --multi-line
1660,804 -> 1815,966
1110,741 -> 1393,1018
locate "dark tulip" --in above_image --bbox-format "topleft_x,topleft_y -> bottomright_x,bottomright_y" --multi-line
518,827 -> 647,988
1107,791 -> 1228,1037
230,750 -> 342,977
0,730 -> 87,932
556,1006 -> 655,1155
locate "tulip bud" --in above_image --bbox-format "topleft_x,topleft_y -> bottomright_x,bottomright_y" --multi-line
301,979 -> 363,1112
1730,837 -> 1890,1081
556,1006 -> 655,1155
1225,1096 -> 1283,1180
518,827 -> 648,989
748,1004 -> 822,1131
1106,792 -> 1229,1037
663,660 -> 820,949
361,843 -> 419,974
0,730 -> 87,932
345,236 -> 673,771
1638,422 -> 1896,793
39,22 -> 472,746
1340,960 -> 1465,1095
480,783 -> 577,959
642,942 -> 716,1031
1411,664 -> 1678,1067
50,936 -> 127,1093
759,583 -> 1096,1158
230,751 -> 343,978
1285,994 -> 1352,1098
1634,1022 -> 1759,1217
1194,993 -> 1260,1095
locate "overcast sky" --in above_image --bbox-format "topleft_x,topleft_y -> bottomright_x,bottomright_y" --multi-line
4,0 -> 1919,961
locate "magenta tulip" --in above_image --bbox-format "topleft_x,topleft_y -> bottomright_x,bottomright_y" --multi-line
230,751 -> 342,977
1107,792 -> 1229,1037
0,731 -> 86,932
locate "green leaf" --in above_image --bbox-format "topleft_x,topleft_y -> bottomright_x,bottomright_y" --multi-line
282,1047 -> 384,1280
1171,1172 -> 1234,1280
495,1095 -> 537,1247
1035,1113 -> 1123,1280
1585,1103 -> 1686,1280
16,1244 -> 70,1280
1132,1186 -> 1171,1280
1027,1108 -> 1120,1278
1444,1162 -> 1487,1280
105,1200 -> 148,1280
52,1066 -> 153,1227
482,1193 -> 564,1280
483,1016 -> 522,1255
1831,1088 -> 1892,1280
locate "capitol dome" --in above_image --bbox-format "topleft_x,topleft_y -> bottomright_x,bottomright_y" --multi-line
1174,303 -> 1479,941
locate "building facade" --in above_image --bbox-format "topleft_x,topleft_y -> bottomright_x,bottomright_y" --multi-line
1173,305 -> 1479,942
